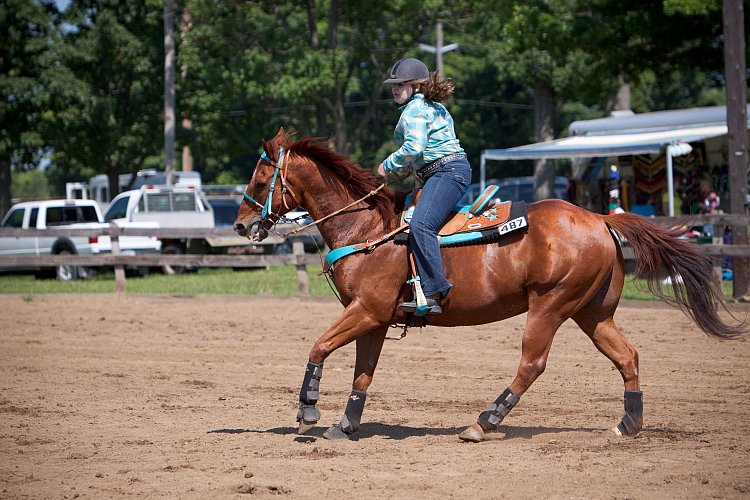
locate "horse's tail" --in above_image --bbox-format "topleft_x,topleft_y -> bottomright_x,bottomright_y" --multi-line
604,213 -> 745,340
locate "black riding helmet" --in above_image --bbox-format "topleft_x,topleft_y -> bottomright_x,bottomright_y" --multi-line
383,58 -> 430,84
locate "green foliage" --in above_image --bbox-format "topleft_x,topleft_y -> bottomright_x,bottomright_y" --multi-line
664,0 -> 721,16
0,0 -> 734,200
11,168 -> 50,199
42,0 -> 165,195
214,171 -> 244,186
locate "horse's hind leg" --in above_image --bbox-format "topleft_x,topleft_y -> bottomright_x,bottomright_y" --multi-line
323,327 -> 387,440
459,310 -> 565,442
574,311 -> 643,437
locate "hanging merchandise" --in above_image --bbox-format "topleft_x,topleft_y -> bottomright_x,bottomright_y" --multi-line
608,165 -> 625,214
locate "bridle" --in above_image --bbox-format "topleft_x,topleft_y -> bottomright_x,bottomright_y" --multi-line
242,144 -> 388,239
242,146 -> 300,234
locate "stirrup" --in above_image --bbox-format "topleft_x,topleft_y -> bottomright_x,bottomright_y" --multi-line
398,298 -> 442,315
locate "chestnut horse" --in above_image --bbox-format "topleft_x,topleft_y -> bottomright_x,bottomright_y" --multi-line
234,128 -> 744,442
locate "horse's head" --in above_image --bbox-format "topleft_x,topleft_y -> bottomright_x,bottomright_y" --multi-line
234,127 -> 298,241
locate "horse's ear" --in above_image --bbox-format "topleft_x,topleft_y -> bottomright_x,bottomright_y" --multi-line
261,138 -> 279,163
261,127 -> 285,162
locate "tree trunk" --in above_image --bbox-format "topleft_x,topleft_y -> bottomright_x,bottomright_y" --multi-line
0,160 -> 11,218
605,74 -> 631,115
533,83 -> 556,201
164,0 -> 176,185
305,0 -> 329,137
327,0 -> 348,153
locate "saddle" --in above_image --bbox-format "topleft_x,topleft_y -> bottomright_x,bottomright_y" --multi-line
395,185 -> 529,247
322,185 -> 528,273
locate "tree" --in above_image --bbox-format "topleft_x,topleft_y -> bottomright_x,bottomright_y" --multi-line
176,0 -> 438,182
0,0 -> 55,216
43,0 -> 165,198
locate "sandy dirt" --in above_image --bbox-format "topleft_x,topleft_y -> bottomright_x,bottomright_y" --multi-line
1,293 -> 749,499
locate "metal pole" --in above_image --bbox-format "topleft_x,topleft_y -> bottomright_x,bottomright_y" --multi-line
480,153 -> 486,191
436,21 -> 444,76
666,147 -> 675,217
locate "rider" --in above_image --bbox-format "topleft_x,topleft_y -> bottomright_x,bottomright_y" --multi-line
377,58 -> 471,314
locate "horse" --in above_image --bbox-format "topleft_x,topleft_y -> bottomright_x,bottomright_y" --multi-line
234,128 -> 744,442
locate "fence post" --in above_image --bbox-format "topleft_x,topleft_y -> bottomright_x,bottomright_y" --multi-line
292,237 -> 308,295
110,223 -> 126,293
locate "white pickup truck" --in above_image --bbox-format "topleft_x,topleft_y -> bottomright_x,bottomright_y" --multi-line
0,199 -> 161,280
104,186 -> 266,273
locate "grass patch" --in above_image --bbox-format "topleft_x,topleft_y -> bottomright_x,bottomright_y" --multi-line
0,267 -> 734,300
0,267 -> 337,296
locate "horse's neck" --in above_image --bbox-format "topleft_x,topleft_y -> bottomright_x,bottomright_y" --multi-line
298,169 -> 392,249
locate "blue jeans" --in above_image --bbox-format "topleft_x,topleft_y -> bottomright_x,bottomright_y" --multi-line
410,157 -> 471,297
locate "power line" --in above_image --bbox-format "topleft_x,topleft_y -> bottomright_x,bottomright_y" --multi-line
227,98 -> 532,116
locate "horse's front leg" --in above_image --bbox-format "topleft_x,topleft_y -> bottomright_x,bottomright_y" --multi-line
323,326 -> 388,440
297,300 -> 385,434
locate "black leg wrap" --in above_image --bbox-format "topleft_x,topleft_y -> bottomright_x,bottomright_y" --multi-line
616,390 -> 643,436
299,362 -> 323,405
477,387 -> 520,432
339,390 -> 367,434
297,362 -> 323,425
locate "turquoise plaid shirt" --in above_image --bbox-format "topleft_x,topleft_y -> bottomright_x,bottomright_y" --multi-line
382,93 -> 464,172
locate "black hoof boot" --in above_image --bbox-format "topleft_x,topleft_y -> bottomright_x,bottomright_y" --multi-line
296,404 -> 320,434
613,390 -> 643,436
323,424 -> 350,440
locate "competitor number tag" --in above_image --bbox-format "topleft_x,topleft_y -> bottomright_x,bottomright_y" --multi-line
497,216 -> 527,235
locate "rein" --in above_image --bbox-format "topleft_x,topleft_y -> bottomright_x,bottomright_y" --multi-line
281,183 -> 387,238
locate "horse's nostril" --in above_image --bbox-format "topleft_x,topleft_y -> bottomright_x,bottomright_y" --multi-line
234,223 -> 247,236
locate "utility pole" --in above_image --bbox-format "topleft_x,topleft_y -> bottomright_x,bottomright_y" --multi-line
164,0 -> 176,185
419,21 -> 459,75
723,0 -> 748,298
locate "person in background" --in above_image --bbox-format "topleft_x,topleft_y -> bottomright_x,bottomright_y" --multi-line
630,191 -> 655,217
698,177 -> 720,214
697,177 -> 720,237
607,165 -> 623,214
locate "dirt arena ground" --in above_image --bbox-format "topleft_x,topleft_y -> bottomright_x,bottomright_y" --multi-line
1,293 -> 749,499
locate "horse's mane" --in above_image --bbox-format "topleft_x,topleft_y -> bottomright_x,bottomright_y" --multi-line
286,136 -> 401,228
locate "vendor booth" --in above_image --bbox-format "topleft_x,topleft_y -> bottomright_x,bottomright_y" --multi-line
480,105 -> 750,216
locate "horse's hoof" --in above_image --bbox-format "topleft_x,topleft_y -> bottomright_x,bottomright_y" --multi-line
459,424 -> 485,443
297,421 -> 316,435
322,424 -> 350,440
610,425 -> 623,437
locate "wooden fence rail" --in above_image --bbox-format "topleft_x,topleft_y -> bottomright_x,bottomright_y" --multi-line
2,214 -> 749,294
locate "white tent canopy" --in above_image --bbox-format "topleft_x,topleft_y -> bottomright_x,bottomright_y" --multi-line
479,105 -> 750,214
481,125 -> 728,161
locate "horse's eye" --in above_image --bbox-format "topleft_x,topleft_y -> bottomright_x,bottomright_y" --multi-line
255,182 -> 267,191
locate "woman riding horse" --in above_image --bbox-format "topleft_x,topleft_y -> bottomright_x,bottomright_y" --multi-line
377,57 -> 471,315
235,128 -> 744,442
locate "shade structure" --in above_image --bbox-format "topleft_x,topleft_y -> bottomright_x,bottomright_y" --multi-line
481,125 -> 729,161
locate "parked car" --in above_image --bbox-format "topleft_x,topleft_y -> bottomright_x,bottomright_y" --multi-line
0,199 -> 160,280
273,208 -> 326,254
207,196 -> 325,255
459,176 -> 569,206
